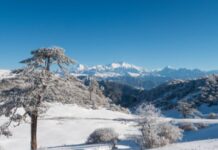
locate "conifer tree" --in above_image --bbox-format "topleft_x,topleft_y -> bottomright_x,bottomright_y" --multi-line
0,47 -> 75,150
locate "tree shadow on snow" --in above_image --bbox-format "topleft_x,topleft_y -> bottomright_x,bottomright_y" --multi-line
43,139 -> 140,150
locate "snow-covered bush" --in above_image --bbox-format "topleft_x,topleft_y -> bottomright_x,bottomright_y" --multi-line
137,104 -> 183,149
136,103 -> 161,118
159,123 -> 183,143
178,123 -> 198,131
109,103 -> 130,113
178,122 -> 208,131
207,113 -> 218,119
0,124 -> 12,137
194,122 -> 208,129
177,101 -> 202,118
87,128 -> 119,147
139,117 -> 183,149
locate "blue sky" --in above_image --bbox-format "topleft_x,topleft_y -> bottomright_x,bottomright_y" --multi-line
0,0 -> 218,70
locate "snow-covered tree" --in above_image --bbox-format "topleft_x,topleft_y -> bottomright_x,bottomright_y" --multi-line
88,77 -> 98,100
136,103 -> 161,118
88,77 -> 104,108
137,104 -> 183,149
0,47 -> 75,150
177,101 -> 201,118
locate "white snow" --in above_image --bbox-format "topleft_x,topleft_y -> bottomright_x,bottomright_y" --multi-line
94,72 -> 121,78
128,72 -> 141,77
76,64 -> 87,71
1,103 -> 218,150
0,70 -> 12,79
0,103 -> 138,150
110,62 -> 143,71
152,139 -> 218,150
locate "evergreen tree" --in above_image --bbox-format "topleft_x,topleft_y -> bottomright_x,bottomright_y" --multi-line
0,47 -> 75,150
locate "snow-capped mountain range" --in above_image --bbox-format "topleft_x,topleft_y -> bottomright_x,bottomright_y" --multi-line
71,62 -> 215,79
71,62 -> 147,78
71,62 -> 218,90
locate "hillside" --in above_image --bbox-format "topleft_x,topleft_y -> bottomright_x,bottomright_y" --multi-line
97,75 -> 218,118
0,72 -> 110,109
138,75 -> 218,117
99,80 -> 142,108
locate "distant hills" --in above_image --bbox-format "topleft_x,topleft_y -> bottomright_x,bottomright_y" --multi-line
98,75 -> 218,118
137,75 -> 218,117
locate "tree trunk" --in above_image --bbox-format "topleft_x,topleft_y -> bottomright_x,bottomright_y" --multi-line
31,112 -> 38,150
46,57 -> 50,71
90,91 -> 92,101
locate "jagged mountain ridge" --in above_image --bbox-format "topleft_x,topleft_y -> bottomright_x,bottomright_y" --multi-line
71,62 -> 218,89
71,62 -> 147,78
72,62 -> 214,78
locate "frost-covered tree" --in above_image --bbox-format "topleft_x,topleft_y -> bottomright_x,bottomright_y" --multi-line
88,77 -> 104,108
0,47 -> 75,150
177,101 -> 201,118
88,77 -> 98,101
139,118 -> 183,149
137,104 -> 183,149
136,103 -> 161,118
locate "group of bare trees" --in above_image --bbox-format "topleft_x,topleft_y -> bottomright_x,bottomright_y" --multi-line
0,47 -> 75,150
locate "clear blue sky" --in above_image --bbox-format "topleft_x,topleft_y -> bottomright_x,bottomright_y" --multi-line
0,0 -> 218,70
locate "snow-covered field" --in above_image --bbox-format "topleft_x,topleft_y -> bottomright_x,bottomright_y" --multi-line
0,103 -> 138,150
152,139 -> 218,150
0,103 -> 218,150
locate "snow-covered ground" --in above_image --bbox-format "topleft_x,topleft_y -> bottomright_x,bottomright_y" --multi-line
0,103 -> 138,150
152,139 -> 218,150
0,70 -> 12,79
0,103 -> 218,150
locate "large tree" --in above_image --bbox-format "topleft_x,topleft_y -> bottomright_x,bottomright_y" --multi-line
0,47 -> 75,150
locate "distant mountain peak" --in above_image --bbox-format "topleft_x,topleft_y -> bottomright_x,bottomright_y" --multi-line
71,62 -> 148,78
109,61 -> 144,71
164,65 -> 176,69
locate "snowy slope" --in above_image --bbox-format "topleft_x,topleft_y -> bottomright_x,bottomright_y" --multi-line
152,139 -> 218,150
0,103 -> 138,150
1,103 -> 218,150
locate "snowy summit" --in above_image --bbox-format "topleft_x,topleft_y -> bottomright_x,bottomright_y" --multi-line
71,62 -> 147,78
